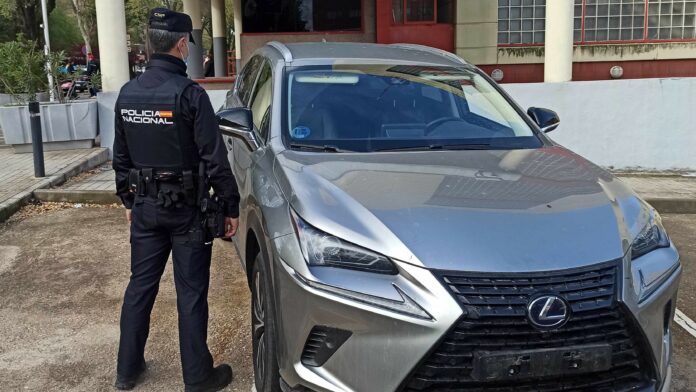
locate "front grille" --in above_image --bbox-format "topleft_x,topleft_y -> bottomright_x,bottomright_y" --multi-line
401,262 -> 657,392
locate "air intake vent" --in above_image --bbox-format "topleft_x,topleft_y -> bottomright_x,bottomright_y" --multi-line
301,326 -> 352,367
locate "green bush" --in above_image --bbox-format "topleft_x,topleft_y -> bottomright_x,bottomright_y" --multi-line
0,36 -> 48,102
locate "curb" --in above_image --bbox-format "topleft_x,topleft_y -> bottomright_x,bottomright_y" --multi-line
33,189 -> 119,204
0,148 -> 109,222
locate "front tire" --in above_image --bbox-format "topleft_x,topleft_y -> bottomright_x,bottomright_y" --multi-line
251,253 -> 281,392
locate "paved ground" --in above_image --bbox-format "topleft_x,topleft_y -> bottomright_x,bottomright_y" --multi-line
619,175 -> 696,200
0,148 -> 108,222
662,215 -> 696,392
0,206 -> 253,391
0,206 -> 694,391
61,167 -> 115,191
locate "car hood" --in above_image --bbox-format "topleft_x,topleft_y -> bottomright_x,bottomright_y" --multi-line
274,146 -> 650,272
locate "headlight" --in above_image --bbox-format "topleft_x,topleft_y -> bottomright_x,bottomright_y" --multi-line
290,209 -> 398,275
631,213 -> 670,260
630,211 -> 678,302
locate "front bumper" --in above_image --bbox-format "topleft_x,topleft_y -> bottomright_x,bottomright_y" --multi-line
273,256 -> 462,392
271,247 -> 681,392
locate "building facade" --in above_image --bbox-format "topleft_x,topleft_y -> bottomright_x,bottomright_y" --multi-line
237,0 -> 696,82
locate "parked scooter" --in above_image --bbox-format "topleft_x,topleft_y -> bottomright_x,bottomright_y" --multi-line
60,75 -> 90,99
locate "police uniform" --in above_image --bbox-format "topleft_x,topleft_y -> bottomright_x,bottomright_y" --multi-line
112,8 -> 239,391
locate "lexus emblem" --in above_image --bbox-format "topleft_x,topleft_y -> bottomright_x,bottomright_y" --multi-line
527,295 -> 569,329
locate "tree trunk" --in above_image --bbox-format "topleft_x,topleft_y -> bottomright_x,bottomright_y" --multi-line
70,0 -> 92,54
15,0 -> 56,45
18,0 -> 40,42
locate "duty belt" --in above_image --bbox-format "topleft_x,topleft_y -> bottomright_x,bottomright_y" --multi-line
128,168 -> 197,208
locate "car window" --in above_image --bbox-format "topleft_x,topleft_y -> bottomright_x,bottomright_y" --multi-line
249,61 -> 272,141
236,56 -> 262,106
285,64 -> 541,152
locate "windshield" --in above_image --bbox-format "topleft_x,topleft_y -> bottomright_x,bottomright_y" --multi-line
285,64 -> 542,152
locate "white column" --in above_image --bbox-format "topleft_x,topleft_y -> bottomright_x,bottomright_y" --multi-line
544,0 -> 574,82
233,0 -> 242,74
95,0 -> 130,91
211,0 -> 227,77
183,0 -> 204,79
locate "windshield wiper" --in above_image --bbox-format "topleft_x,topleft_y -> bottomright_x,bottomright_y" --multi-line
289,143 -> 349,153
376,143 -> 492,152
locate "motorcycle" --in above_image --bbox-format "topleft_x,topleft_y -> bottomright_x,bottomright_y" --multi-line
60,75 -> 90,99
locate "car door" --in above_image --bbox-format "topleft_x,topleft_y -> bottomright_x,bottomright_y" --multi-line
228,58 -> 275,255
222,56 -> 263,180
233,58 -> 272,194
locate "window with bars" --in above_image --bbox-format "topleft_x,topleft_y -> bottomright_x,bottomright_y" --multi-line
498,0 -> 696,45
497,0 -> 547,45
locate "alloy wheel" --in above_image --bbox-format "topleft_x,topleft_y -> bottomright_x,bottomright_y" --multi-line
252,270 -> 266,385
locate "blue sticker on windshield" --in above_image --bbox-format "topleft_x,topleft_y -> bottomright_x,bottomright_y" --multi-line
291,126 -> 311,139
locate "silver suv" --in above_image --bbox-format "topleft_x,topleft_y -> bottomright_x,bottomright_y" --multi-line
217,42 -> 681,392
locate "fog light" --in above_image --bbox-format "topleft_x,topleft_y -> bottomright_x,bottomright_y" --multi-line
491,69 -> 504,82
301,326 -> 352,367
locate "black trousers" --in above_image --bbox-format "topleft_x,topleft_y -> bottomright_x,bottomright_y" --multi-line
117,196 -> 214,385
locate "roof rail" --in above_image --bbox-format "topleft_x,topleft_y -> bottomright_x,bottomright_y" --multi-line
268,41 -> 293,62
390,43 -> 468,66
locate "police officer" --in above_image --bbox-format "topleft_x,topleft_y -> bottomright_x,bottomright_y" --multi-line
112,8 -> 240,392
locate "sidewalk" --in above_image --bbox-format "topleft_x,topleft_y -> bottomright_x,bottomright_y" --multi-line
33,164 -> 118,204
0,148 -> 108,222
618,175 -> 696,213
32,167 -> 696,214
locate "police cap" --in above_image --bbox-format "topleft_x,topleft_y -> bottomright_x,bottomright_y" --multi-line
148,8 -> 195,43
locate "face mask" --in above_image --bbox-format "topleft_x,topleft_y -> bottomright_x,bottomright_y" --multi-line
178,44 -> 189,65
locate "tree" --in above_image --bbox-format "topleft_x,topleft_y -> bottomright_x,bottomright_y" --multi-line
69,0 -> 96,54
48,5 -> 82,51
0,0 -> 57,43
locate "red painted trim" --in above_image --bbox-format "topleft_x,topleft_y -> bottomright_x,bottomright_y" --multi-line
403,21 -> 439,25
376,0 -> 454,51
394,0 -> 443,25
644,1 -> 649,36
479,59 -> 696,83
194,77 -> 236,84
498,43 -> 545,47
478,64 -> 544,84
241,30 -> 362,37
580,0 -> 586,43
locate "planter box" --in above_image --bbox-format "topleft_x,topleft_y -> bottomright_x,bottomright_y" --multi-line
0,92 -> 50,106
0,100 -> 98,153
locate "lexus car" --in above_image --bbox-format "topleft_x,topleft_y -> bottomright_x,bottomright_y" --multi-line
217,42 -> 681,392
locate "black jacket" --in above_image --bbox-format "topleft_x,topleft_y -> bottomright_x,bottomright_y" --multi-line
113,53 -> 240,218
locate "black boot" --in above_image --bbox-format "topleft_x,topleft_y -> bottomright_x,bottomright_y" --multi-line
115,360 -> 147,390
184,364 -> 233,392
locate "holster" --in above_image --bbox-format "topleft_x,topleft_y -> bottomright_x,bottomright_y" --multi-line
200,195 -> 227,238
128,169 -> 145,196
181,170 -> 196,205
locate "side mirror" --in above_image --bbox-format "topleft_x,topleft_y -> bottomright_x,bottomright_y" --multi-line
527,107 -> 560,133
217,107 -> 260,151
